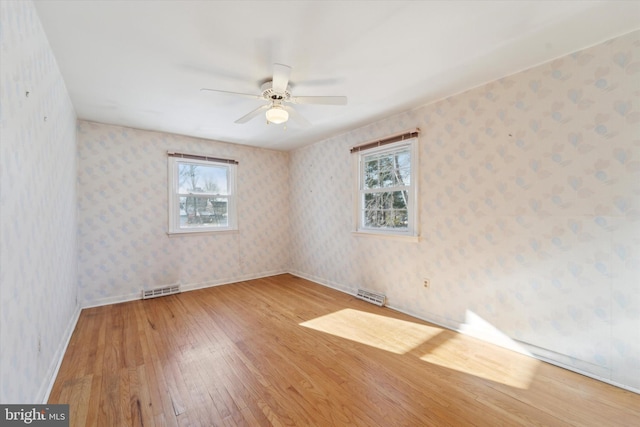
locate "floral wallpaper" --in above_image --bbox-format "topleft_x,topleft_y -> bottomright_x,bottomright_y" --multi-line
0,0 -> 79,403
76,121 -> 290,306
290,30 -> 640,390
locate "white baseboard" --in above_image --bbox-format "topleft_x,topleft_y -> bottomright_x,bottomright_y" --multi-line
82,292 -> 140,309
39,304 -> 82,403
516,343 -> 640,395
288,270 -> 357,296
180,269 -> 288,293
81,269 -> 289,309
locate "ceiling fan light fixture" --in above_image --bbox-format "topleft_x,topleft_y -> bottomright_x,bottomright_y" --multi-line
265,105 -> 289,124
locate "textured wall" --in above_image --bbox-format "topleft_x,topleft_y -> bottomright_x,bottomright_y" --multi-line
0,0 -> 79,403
76,121 -> 291,306
290,31 -> 640,390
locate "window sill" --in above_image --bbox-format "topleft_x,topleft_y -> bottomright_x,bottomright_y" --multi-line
167,229 -> 239,237
351,231 -> 420,243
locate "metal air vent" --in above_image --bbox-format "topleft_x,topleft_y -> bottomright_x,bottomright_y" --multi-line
142,284 -> 180,300
356,289 -> 386,306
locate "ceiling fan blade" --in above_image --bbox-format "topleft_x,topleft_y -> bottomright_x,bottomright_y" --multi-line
200,88 -> 263,100
284,106 -> 311,127
235,104 -> 270,124
289,95 -> 348,105
272,63 -> 292,93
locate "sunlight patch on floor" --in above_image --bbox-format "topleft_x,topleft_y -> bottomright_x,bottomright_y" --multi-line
300,308 -> 442,354
420,311 -> 540,389
301,308 -> 539,389
419,333 -> 539,389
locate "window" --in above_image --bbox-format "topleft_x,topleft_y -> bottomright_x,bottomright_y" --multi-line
168,153 -> 237,234
353,133 -> 418,238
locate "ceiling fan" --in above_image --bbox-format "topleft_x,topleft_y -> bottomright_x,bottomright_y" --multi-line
201,63 -> 347,126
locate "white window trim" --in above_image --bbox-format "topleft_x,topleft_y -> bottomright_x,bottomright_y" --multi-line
352,137 -> 419,239
167,156 -> 238,235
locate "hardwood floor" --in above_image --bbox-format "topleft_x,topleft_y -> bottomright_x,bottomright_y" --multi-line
49,274 -> 640,426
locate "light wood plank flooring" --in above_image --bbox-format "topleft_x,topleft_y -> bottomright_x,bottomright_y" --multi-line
49,274 -> 640,426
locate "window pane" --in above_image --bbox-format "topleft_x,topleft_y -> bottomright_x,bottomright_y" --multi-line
362,191 -> 409,229
395,151 -> 410,168
395,167 -> 411,186
363,209 -> 409,229
386,209 -> 408,228
178,162 -> 228,194
380,191 -> 407,209
364,193 -> 381,210
390,150 -> 410,186
363,149 -> 411,189
363,158 -> 379,189
179,196 -> 228,227
381,162 -> 395,188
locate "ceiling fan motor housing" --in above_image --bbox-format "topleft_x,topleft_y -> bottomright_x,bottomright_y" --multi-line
261,81 -> 291,102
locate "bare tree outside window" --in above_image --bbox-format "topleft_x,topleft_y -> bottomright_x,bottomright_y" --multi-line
362,149 -> 411,228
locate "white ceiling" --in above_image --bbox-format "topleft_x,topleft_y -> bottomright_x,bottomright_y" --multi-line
34,1 -> 640,151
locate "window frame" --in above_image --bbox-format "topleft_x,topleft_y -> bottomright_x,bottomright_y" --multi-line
353,137 -> 419,239
167,156 -> 238,235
